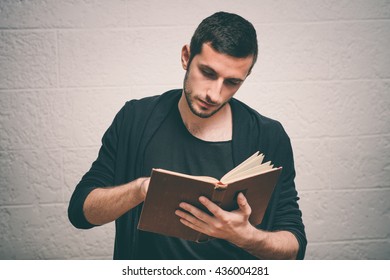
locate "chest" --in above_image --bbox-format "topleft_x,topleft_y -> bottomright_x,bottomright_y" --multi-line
142,106 -> 234,178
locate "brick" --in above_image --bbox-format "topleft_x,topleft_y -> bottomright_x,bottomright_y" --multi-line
68,88 -> 130,147
323,81 -> 390,137
306,239 -> 390,259
58,27 -> 188,87
300,188 -> 390,242
128,0 -> 218,26
63,148 -> 100,202
0,204 -> 114,259
0,88 -> 133,150
0,31 -> 57,89
316,0 -> 390,21
237,80 -> 390,139
0,90 -> 73,150
254,23 -> 332,82
74,222 -> 115,259
252,20 -> 390,82
293,139 -> 331,191
236,82 -> 338,138
0,149 -> 62,205
328,21 -> 390,79
130,85 -> 181,100
329,136 -> 390,190
0,0 -> 127,28
127,0 -> 390,26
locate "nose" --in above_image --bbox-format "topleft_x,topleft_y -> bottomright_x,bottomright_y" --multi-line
206,79 -> 223,104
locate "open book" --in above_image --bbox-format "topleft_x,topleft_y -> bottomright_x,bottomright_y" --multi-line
137,151 -> 282,242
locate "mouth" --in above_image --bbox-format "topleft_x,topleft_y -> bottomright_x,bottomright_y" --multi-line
198,99 -> 217,110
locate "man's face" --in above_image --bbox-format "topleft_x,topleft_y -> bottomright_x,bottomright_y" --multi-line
182,43 -> 253,118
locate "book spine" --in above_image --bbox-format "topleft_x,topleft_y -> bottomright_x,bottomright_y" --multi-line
194,186 -> 227,242
211,186 -> 226,206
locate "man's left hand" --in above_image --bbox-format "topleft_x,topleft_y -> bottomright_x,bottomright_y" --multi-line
175,192 -> 255,246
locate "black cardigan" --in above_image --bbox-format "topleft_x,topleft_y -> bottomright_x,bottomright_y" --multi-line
68,89 -> 307,259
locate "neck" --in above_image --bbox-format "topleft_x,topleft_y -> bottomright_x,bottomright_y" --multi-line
178,93 -> 232,142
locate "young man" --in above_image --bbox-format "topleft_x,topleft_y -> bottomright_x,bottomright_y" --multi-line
68,12 -> 306,260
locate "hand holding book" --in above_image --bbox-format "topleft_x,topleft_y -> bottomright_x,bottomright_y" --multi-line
175,191 -> 255,245
138,151 -> 282,242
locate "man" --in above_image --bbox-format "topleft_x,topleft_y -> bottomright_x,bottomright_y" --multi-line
68,11 -> 306,260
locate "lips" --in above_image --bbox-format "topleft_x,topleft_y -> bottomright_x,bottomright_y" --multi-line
198,99 -> 217,109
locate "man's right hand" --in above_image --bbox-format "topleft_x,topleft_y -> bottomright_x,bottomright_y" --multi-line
138,177 -> 150,200
83,176 -> 151,226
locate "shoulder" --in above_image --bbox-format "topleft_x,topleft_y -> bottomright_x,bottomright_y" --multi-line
107,89 -> 181,139
122,89 -> 181,112
230,98 -> 293,166
231,98 -> 287,138
115,89 -> 181,123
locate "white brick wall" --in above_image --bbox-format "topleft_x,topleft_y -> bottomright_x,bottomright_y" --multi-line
0,0 -> 389,259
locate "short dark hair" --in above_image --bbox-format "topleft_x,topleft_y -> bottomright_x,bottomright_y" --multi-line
189,11 -> 258,71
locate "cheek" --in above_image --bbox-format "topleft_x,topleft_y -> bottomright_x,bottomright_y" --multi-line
221,86 -> 239,100
186,72 -> 209,90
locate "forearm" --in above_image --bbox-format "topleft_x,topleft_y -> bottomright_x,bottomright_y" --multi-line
83,177 -> 148,226
235,226 -> 299,260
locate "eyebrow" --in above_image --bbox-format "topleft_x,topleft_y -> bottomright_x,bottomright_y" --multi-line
199,64 -> 216,75
198,64 -> 245,83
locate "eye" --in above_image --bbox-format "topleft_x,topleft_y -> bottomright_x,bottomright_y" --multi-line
225,79 -> 241,87
201,69 -> 216,79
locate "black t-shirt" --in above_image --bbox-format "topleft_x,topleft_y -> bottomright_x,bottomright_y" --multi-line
137,103 -> 257,259
68,90 -> 306,259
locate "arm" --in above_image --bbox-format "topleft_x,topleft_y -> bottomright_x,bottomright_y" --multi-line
68,101 -> 148,229
83,177 -> 150,226
226,193 -> 299,259
238,228 -> 299,260
175,193 -> 299,260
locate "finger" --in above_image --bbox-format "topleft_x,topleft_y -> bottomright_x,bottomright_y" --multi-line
177,215 -> 206,233
175,209 -> 198,224
199,196 -> 226,219
237,192 -> 251,216
142,177 -> 150,190
175,209 -> 208,233
178,202 -> 213,224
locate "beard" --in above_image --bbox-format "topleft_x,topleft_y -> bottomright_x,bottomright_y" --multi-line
183,70 -> 229,119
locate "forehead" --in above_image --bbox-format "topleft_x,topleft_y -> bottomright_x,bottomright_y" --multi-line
194,43 -> 253,78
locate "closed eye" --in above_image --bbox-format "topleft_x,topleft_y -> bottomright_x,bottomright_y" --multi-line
225,79 -> 242,86
198,64 -> 243,86
200,68 -> 216,79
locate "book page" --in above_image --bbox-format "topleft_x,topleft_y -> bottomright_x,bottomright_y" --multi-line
153,168 -> 218,183
220,151 -> 264,182
153,151 -> 275,185
222,162 -> 275,184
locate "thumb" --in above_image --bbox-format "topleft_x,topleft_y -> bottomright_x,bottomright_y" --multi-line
237,192 -> 251,216
139,177 -> 150,199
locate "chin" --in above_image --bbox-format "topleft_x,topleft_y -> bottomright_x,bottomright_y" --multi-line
191,104 -> 224,119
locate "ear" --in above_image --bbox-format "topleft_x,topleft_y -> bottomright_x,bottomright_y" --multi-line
181,44 -> 190,70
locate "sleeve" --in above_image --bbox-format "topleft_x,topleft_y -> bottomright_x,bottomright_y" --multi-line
67,103 -> 127,229
271,124 -> 307,259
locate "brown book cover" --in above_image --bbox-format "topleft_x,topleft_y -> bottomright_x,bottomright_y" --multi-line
137,152 -> 282,242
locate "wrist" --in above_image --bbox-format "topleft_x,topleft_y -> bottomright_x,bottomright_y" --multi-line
136,177 -> 149,200
234,224 -> 266,249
